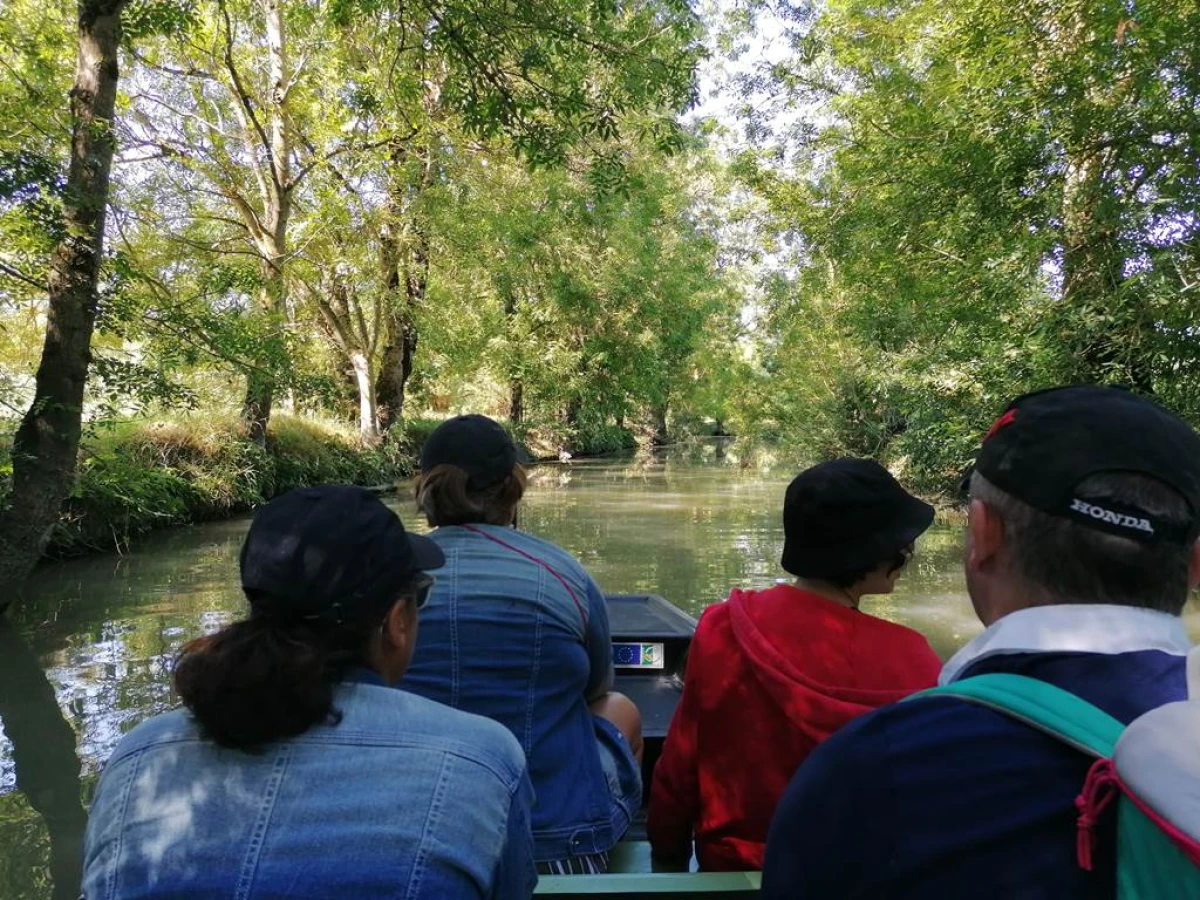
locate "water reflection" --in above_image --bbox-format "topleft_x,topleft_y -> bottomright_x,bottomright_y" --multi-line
0,622 -> 87,900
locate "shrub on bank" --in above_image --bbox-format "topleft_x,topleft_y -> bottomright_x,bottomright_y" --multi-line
518,419 -> 638,459
395,416 -> 446,457
48,414 -> 415,557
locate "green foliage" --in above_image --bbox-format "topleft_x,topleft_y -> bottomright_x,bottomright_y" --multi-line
0,0 -> 740,564
0,0 -> 73,314
392,416 -> 447,458
266,416 -> 413,496
413,135 -> 739,454
0,792 -> 52,900
49,414 -> 413,556
122,0 -> 197,40
727,0 -> 1200,496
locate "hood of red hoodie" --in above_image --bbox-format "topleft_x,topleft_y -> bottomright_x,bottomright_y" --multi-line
725,586 -> 927,742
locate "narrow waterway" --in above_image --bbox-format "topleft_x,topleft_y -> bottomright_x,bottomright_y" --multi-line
0,445 -> 1193,897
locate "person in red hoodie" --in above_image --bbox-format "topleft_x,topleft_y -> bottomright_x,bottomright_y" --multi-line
648,457 -> 943,872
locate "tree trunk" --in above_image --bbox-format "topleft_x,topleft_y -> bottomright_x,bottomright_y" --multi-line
1052,7 -> 1141,388
376,212 -> 428,431
377,74 -> 439,433
0,623 -> 88,899
242,251 -> 287,444
238,0 -> 291,444
0,0 -> 126,599
510,379 -> 524,425
565,397 -> 582,431
650,402 -> 669,447
1058,147 -> 1152,389
241,367 -> 275,445
502,289 -> 524,425
350,351 -> 380,445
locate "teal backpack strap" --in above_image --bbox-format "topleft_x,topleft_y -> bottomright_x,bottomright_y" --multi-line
911,673 -> 1125,758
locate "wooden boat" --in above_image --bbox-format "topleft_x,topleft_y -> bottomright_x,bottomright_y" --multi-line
533,594 -> 762,898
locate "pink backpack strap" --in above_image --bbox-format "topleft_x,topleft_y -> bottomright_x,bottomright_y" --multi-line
1076,758 -> 1121,871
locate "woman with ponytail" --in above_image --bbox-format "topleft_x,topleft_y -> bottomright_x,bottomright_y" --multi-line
82,485 -> 536,899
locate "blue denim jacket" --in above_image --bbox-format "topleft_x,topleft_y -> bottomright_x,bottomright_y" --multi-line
82,676 -> 537,899
404,525 -> 641,863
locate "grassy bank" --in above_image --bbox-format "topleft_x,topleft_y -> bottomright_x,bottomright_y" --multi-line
32,414 -> 417,558
0,411 -> 669,563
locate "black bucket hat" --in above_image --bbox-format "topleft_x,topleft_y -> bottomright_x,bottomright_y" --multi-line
240,485 -> 444,625
419,414 -> 532,490
781,457 -> 934,579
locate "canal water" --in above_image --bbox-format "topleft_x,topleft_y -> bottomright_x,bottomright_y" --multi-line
0,445 -> 1191,897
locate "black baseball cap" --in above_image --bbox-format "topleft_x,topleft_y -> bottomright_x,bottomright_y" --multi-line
781,457 -> 935,579
419,414 -> 532,490
240,485 -> 444,625
965,385 -> 1200,544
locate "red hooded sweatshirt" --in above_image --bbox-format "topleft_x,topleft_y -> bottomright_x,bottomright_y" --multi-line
647,583 -> 941,871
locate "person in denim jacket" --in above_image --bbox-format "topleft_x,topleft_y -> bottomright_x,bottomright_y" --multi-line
82,485 -> 537,900
404,415 -> 643,874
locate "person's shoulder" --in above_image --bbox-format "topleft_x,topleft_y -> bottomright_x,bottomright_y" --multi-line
512,528 -> 590,574
812,689 -> 999,768
332,683 -> 527,782
104,708 -> 200,765
698,595 -> 734,626
693,597 -> 735,641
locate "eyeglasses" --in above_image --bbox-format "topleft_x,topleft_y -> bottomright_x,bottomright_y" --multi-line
407,574 -> 436,610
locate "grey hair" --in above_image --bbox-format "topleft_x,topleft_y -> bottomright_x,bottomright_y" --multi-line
969,471 -> 1195,614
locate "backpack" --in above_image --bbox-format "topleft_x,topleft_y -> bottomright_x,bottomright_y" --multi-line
915,653 -> 1200,899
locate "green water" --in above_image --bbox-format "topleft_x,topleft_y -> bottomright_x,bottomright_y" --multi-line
0,446 -> 1188,897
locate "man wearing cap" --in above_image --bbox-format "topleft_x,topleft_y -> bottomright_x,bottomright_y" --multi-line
762,386 -> 1200,899
649,458 -> 942,871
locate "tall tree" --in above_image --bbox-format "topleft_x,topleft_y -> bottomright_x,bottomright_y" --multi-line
376,136 -> 437,431
729,0 -> 1200,491
124,0 -> 334,443
339,0 -> 704,429
0,0 -> 128,597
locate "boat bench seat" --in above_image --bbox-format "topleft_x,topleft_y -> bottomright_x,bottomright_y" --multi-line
534,842 -> 761,897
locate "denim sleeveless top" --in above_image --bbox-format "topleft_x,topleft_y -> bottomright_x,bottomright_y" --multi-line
403,525 -> 641,863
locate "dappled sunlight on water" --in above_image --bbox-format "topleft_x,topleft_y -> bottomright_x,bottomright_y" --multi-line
2,443 -> 1200,897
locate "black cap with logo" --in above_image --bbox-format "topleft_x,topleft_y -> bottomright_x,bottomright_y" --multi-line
781,457 -> 935,579
965,385 -> 1200,544
240,485 -> 444,625
419,414 -> 532,490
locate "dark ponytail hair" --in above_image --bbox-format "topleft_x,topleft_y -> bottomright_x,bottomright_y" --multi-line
174,592 -> 385,752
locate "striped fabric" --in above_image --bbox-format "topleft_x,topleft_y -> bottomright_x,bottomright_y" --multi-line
537,851 -> 611,876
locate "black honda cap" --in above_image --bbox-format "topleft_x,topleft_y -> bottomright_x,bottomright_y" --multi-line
419,414 -> 532,490
781,457 -> 935,578
240,485 -> 444,624
966,385 -> 1200,544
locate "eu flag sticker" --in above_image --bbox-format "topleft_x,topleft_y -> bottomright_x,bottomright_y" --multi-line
613,642 -> 665,669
